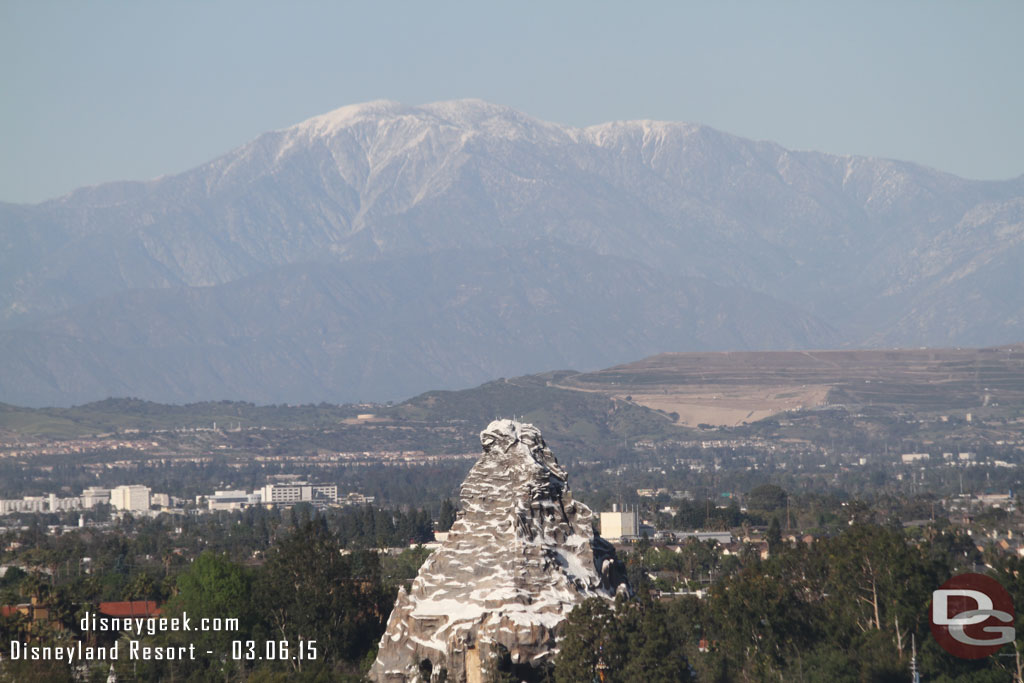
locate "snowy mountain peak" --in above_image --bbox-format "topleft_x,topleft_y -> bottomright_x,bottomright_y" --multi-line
420,98 -> 526,125
369,420 -> 627,682
290,99 -> 408,135
3,99 -> 1023,407
285,98 -> 572,145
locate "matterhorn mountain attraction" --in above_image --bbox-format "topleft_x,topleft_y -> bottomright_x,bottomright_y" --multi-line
369,419 -> 628,682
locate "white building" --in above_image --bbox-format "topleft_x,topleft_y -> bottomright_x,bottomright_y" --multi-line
81,487 -> 111,508
260,483 -> 337,507
901,453 -> 930,464
48,493 -> 81,511
206,490 -> 262,511
600,504 -> 640,541
0,497 -> 48,515
677,530 -> 733,545
110,485 -> 151,512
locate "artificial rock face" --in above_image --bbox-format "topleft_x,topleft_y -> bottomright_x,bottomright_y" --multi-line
369,419 -> 627,682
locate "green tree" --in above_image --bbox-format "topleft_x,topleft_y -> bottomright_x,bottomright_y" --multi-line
619,601 -> 691,683
172,551 -> 255,634
555,597 -> 689,683
555,598 -> 625,683
747,484 -> 788,512
255,517 -> 392,672
124,570 -> 161,601
134,550 -> 257,681
436,499 -> 456,536
706,562 -> 819,678
819,523 -> 935,638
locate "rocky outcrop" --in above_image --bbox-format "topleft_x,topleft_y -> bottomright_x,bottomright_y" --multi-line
369,419 -> 627,682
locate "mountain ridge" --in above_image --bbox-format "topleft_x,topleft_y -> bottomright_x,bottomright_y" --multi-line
2,99 -> 1022,406
0,242 -> 836,405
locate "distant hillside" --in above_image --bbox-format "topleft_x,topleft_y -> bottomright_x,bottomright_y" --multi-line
555,345 -> 1024,426
392,372 -> 682,445
0,373 -> 684,449
2,99 -> 1023,405
0,398 -> 367,438
5,344 -> 1023,448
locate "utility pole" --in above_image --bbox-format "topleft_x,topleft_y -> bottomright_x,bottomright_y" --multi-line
705,488 -> 710,529
910,634 -> 920,683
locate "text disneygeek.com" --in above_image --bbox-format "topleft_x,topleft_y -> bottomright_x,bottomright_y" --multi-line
3,611 -> 318,663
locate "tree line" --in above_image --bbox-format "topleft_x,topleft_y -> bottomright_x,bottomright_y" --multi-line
4,504 -> 1023,681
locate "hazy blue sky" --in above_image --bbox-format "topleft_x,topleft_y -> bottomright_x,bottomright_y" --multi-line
2,1 -> 1021,203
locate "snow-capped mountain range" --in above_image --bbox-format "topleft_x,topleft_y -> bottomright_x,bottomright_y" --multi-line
2,99 -> 1022,405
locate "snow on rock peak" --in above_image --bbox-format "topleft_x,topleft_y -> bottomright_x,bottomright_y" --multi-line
285,98 -> 572,146
292,99 -> 408,134
369,419 -> 628,683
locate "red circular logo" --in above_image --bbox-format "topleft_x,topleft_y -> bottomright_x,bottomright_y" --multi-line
930,573 -> 1015,659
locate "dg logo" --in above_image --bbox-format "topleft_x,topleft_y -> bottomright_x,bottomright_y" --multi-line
931,573 -> 1015,659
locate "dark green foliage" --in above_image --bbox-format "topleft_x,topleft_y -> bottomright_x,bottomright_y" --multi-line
619,600 -> 692,682
385,545 -> 433,581
747,483 -> 788,512
554,598 -> 622,683
437,498 -> 457,532
256,517 -> 392,667
555,597 -> 690,683
707,563 -> 820,677
334,504 -> 434,548
556,521 -> 1016,682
